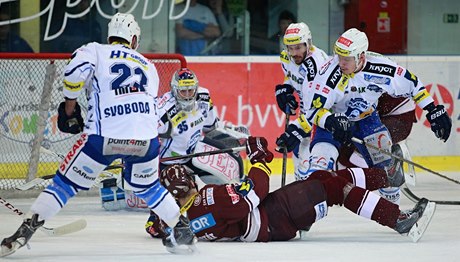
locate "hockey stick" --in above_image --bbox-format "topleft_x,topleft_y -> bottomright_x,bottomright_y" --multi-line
24,146 -> 246,189
281,106 -> 290,187
16,147 -> 124,191
0,196 -> 87,236
40,147 -> 125,171
160,146 -> 246,162
351,137 -> 460,185
401,183 -> 460,205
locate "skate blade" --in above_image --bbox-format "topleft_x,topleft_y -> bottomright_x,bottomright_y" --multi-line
166,243 -> 198,255
408,201 -> 436,243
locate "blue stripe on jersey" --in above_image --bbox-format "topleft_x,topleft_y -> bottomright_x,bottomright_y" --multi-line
94,92 -> 101,135
43,174 -> 79,207
93,75 -> 101,93
134,180 -> 169,209
307,108 -> 319,123
64,61 -> 94,76
159,139 -> 173,158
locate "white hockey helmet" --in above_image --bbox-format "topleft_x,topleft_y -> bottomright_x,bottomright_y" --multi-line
171,68 -> 199,112
334,28 -> 368,61
283,22 -> 312,48
107,13 -> 141,50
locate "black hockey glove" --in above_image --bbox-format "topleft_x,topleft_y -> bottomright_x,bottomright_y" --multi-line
425,103 -> 452,142
246,136 -> 274,164
57,101 -> 84,134
275,124 -> 308,153
275,84 -> 298,115
162,215 -> 197,249
324,114 -> 352,145
145,211 -> 168,238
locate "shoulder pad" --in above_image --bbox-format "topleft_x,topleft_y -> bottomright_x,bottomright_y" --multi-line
280,50 -> 290,63
197,88 -> 211,102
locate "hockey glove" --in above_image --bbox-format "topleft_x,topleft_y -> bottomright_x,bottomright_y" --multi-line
162,215 -> 197,250
324,114 -> 352,145
57,101 -> 84,134
183,19 -> 207,33
145,211 -> 168,238
246,136 -> 274,164
275,84 -> 298,115
425,103 -> 452,142
275,124 -> 308,153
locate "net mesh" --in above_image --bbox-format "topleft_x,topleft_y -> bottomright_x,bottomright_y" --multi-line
0,53 -> 186,190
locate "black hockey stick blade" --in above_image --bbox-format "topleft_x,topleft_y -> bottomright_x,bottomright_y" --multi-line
351,137 -> 460,185
401,184 -> 460,205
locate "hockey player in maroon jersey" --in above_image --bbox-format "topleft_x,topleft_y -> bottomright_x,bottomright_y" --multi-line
146,136 -> 435,242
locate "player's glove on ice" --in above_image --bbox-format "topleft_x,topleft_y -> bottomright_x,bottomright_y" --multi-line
162,215 -> 197,248
324,114 -> 352,145
57,101 -> 84,134
246,136 -> 274,164
275,124 -> 307,153
145,211 -> 168,238
275,84 -> 298,115
424,103 -> 452,142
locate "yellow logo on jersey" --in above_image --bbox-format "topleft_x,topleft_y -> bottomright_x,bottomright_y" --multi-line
337,74 -> 351,92
170,111 -> 187,126
239,181 -> 251,191
312,96 -> 323,108
280,51 -> 289,63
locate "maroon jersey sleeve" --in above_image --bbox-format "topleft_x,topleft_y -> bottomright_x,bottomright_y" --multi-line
186,163 -> 271,241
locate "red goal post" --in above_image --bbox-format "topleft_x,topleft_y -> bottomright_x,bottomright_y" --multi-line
0,52 -> 186,190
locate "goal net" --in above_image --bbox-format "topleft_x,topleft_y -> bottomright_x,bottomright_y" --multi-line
0,53 -> 186,191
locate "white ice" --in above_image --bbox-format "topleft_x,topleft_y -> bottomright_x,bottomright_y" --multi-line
1,171 -> 459,262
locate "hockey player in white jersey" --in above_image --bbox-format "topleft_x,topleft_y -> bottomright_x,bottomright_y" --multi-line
156,68 -> 246,184
276,28 -> 452,204
274,22 -> 329,180
1,13 -> 196,257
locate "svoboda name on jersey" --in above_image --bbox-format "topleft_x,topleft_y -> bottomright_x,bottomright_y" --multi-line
104,102 -> 150,118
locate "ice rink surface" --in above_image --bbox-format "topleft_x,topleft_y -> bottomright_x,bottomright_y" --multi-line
1,171 -> 459,262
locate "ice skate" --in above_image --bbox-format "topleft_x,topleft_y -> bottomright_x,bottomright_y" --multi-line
395,198 -> 436,242
385,144 -> 405,187
1,214 -> 44,257
162,215 -> 198,254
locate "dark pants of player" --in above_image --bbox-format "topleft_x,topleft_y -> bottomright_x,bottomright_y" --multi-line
261,179 -> 327,241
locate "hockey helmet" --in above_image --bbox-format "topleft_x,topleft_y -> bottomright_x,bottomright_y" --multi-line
283,22 -> 312,48
107,13 -> 141,50
170,68 -> 199,112
160,164 -> 196,199
334,28 -> 368,63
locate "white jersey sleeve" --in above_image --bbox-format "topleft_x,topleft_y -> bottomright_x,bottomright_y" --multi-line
63,42 -> 160,140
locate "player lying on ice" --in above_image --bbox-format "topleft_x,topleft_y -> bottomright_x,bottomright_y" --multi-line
145,136 -> 436,243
